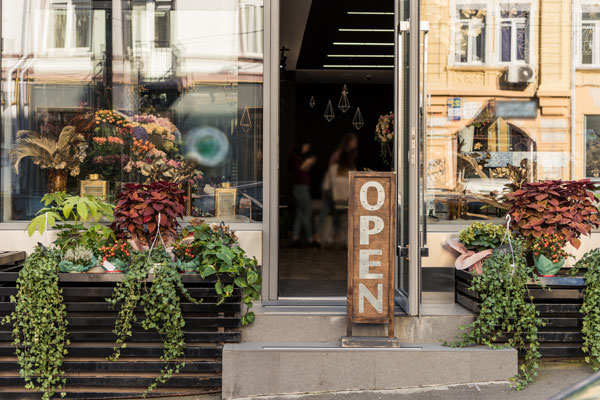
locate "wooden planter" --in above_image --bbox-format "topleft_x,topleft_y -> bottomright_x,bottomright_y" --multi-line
456,269 -> 585,359
0,252 -> 243,399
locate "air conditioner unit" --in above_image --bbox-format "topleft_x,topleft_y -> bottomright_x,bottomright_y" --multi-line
505,65 -> 535,84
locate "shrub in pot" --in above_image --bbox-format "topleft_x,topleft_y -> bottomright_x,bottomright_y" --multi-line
110,181 -> 186,249
505,179 -> 600,249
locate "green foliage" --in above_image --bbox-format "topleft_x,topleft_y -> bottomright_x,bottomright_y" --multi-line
106,249 -> 200,396
180,222 -> 261,325
458,222 -> 509,252
26,192 -> 115,256
572,249 -> 600,369
2,248 -> 69,399
448,244 -> 543,390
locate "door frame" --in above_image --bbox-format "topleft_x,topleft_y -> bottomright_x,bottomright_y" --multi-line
263,0 -> 422,310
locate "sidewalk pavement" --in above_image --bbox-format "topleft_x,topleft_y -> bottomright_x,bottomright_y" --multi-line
145,361 -> 594,400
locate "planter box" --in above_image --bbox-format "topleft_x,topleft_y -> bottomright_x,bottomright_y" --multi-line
0,252 -> 243,399
456,269 -> 585,359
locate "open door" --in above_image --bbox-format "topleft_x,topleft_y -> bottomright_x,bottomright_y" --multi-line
395,0 -> 423,316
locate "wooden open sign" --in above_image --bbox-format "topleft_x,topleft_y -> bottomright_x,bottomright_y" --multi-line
345,172 -> 397,344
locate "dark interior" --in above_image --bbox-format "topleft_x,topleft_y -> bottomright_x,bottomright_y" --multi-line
278,0 -> 395,297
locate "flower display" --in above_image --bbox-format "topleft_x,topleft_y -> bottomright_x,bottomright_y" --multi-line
375,112 -> 394,162
531,233 -> 573,264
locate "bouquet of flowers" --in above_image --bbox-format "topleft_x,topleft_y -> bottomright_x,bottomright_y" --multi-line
375,112 -> 394,163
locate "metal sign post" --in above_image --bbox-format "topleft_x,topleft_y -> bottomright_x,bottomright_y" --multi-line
342,171 -> 399,348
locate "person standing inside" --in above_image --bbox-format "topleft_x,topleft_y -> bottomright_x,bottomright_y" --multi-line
288,136 -> 317,247
315,133 -> 358,245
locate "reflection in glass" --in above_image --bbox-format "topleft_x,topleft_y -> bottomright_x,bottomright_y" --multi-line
1,0 -> 264,223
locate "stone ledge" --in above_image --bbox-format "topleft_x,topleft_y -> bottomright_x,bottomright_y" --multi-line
222,342 -> 517,399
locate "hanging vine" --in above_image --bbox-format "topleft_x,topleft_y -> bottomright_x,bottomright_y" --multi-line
107,250 -> 200,396
2,248 -> 69,399
448,244 -> 544,390
572,248 -> 600,370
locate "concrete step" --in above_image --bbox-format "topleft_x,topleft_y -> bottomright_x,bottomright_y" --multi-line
222,342 -> 517,399
242,304 -> 475,343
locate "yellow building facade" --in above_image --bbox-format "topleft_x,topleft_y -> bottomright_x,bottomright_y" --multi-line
422,0 -> 600,222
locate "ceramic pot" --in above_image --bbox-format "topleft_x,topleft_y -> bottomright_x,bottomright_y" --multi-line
534,254 -> 565,277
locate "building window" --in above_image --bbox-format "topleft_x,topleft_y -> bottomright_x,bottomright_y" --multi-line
453,4 -> 487,64
239,0 -> 264,58
46,1 -> 92,52
586,115 -> 600,178
154,10 -> 170,48
498,3 -> 531,64
580,4 -> 600,66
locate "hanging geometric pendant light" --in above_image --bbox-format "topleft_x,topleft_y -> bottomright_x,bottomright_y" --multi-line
309,96 -> 316,108
324,100 -> 335,122
352,107 -> 364,130
240,106 -> 252,133
338,84 -> 350,113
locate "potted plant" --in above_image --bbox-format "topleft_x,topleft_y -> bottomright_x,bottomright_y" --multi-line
110,181 -> 186,249
531,233 -> 574,277
447,222 -> 510,274
10,126 -> 88,192
505,179 -> 600,250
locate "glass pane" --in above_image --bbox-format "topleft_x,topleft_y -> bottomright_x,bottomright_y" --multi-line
473,22 -> 485,62
50,7 -> 67,48
586,116 -> 600,178
154,11 -> 169,48
455,23 -> 468,63
75,9 -> 91,48
582,26 -> 594,65
1,0 -> 264,223
516,23 -> 529,62
501,24 -> 511,62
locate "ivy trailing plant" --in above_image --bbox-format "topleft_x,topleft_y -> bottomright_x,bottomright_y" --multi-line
571,248 -> 600,370
2,248 -> 69,399
178,220 -> 262,325
107,249 -> 200,396
448,242 -> 544,390
505,179 -> 600,249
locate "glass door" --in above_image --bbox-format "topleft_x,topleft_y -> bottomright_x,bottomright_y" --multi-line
395,0 -> 422,315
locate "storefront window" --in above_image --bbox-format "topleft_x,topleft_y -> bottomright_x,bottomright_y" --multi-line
424,0 -> 580,223
586,115 -> 600,178
1,0 -> 264,223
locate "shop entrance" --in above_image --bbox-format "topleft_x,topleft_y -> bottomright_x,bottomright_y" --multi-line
268,0 -> 421,311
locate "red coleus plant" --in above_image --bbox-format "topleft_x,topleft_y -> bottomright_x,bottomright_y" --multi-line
505,179 -> 600,249
111,181 -> 186,246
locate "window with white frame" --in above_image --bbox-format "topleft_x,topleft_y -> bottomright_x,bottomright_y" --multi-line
580,4 -> 600,66
46,1 -> 92,52
239,0 -> 264,58
498,3 -> 531,64
454,4 -> 488,64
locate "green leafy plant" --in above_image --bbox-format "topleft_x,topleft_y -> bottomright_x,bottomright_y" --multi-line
107,250 -> 200,396
180,221 -> 261,325
571,248 -> 600,369
2,248 -> 69,399
505,180 -> 600,249
458,222 -> 509,252
111,181 -> 186,247
26,192 -> 115,255
448,243 -> 544,390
